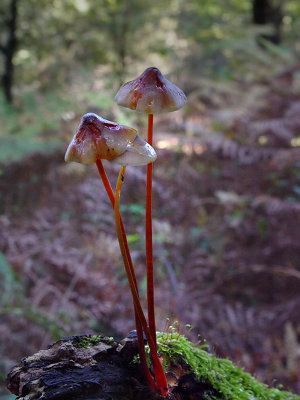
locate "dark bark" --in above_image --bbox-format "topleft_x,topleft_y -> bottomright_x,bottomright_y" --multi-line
6,334 -> 219,400
0,0 -> 18,104
252,0 -> 283,44
6,334 -> 152,400
252,0 -> 272,24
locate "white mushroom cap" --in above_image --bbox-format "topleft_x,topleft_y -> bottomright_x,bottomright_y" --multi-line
115,67 -> 187,114
65,113 -> 156,166
111,135 -> 157,166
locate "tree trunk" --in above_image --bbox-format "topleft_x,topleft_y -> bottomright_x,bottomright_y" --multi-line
252,0 -> 271,24
1,0 -> 18,104
252,0 -> 283,44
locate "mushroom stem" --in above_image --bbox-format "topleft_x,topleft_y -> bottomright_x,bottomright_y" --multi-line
114,166 -> 168,397
146,113 -> 156,344
95,160 -> 156,391
96,161 -> 138,287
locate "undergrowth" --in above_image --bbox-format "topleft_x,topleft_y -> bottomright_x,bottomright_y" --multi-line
0,93 -> 69,164
157,331 -> 300,400
0,87 -> 126,165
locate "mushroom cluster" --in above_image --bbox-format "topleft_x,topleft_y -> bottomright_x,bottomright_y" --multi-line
65,67 -> 187,397
65,112 -> 156,166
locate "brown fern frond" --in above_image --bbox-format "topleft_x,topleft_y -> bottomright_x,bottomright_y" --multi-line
248,119 -> 294,146
252,195 -> 300,215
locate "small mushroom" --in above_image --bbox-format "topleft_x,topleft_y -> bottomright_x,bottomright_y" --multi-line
65,113 -> 156,166
115,67 -> 187,114
115,68 -> 187,355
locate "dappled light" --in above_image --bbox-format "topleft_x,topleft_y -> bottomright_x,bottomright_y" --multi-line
156,135 -> 206,155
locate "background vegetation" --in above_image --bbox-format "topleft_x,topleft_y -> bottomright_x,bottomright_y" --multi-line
1,0 -> 300,398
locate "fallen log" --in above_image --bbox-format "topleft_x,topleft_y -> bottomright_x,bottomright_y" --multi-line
6,332 -> 300,400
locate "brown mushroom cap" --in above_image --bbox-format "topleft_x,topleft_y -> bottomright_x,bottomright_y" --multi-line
65,113 -> 156,166
115,67 -> 187,114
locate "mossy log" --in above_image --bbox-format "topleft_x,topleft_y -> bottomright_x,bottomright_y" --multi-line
6,333 -> 300,400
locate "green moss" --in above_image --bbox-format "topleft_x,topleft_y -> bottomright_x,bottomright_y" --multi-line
73,335 -> 114,348
156,332 -> 300,400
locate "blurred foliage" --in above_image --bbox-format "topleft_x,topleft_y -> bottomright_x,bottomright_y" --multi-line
0,0 -> 299,93
0,0 -> 299,162
0,92 -> 66,162
0,0 -> 299,164
1,0 -> 172,91
177,0 -> 300,82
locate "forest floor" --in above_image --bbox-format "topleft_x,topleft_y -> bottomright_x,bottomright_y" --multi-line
1,71 -> 300,398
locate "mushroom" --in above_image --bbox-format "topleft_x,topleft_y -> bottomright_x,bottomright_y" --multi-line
65,113 -> 167,396
114,66 -> 187,114
65,112 -> 156,166
115,67 -> 187,347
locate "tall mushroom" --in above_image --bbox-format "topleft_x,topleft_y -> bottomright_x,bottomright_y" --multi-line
115,67 -> 187,345
65,113 -> 167,396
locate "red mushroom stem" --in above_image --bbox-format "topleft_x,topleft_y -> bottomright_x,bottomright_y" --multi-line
95,160 -> 156,391
114,166 -> 168,397
146,113 -> 156,344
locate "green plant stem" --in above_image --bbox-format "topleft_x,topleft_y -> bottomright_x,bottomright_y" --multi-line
95,160 -> 155,391
146,113 -> 156,344
114,166 -> 168,397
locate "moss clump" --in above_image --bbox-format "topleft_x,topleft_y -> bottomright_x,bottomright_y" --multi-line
156,332 -> 300,400
72,335 -> 113,348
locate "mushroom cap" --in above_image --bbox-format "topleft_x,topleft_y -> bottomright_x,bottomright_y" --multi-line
111,135 -> 157,166
65,113 -> 156,166
115,67 -> 187,114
